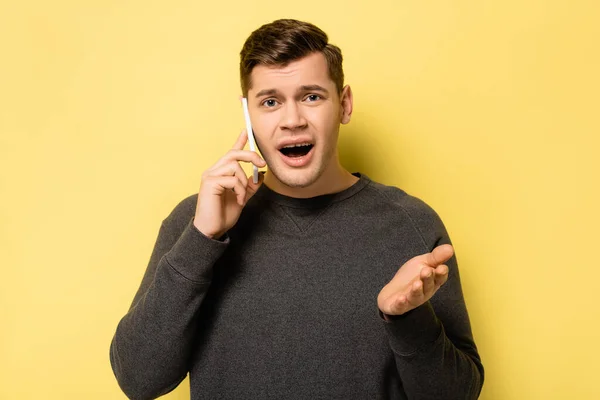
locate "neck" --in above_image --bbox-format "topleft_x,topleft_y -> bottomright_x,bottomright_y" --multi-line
264,160 -> 359,199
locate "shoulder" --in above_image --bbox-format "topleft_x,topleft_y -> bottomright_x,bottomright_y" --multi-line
365,179 -> 440,221
162,193 -> 198,230
364,178 -> 449,248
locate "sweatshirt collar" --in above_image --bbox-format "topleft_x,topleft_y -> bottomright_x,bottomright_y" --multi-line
255,172 -> 371,209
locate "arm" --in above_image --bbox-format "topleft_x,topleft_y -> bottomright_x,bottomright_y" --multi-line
109,197 -> 229,400
110,129 -> 265,399
379,199 -> 484,399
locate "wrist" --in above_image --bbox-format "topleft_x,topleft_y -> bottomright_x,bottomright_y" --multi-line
379,309 -> 405,322
192,219 -> 221,240
193,223 -> 226,241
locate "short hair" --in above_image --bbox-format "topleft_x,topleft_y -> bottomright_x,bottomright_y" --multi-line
239,19 -> 344,97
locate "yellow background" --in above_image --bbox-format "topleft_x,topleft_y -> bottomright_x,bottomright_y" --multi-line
1,1 -> 598,399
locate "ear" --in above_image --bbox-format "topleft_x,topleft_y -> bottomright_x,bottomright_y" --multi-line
340,85 -> 353,124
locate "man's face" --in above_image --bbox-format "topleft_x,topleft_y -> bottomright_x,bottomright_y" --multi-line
247,52 -> 352,189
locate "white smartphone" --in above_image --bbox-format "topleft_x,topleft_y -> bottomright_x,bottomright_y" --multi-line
241,97 -> 259,183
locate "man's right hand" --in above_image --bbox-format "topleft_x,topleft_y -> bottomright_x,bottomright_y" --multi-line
193,129 -> 267,239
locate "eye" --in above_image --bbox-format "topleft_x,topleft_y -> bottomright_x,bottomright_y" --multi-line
261,99 -> 279,108
305,94 -> 321,102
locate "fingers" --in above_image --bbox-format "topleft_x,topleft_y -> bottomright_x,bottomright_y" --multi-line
206,161 -> 249,189
382,266 -> 449,315
244,171 -> 265,202
423,244 -> 454,267
382,294 -> 409,316
434,264 -> 449,287
211,130 -> 266,175
203,161 -> 252,205
203,175 -> 246,205
413,265 -> 448,302
231,129 -> 266,165
409,279 -> 425,304
204,163 -> 266,206
381,281 -> 426,316
389,282 -> 425,315
420,264 -> 449,290
395,275 -> 439,315
420,267 -> 435,296
203,129 -> 268,206
232,129 -> 248,150
392,295 -> 409,315
411,264 -> 449,299
212,149 -> 266,171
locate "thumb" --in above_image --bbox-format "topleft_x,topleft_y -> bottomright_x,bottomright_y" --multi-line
423,244 -> 454,267
244,171 -> 265,202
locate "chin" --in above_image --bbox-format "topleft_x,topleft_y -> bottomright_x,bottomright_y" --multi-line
270,164 -> 323,189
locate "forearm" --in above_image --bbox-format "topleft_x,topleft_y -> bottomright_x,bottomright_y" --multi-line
382,302 -> 483,400
110,219 -> 228,399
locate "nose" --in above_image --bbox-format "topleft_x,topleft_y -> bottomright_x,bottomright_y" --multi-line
280,102 -> 307,131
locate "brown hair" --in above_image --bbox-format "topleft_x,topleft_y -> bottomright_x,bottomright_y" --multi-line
239,19 -> 344,97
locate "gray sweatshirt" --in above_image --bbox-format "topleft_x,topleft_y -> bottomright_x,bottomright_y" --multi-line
110,173 -> 484,399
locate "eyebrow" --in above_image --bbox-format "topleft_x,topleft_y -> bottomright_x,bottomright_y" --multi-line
254,85 -> 330,98
300,85 -> 329,94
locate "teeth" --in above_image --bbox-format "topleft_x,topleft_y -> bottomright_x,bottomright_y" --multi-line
282,143 -> 312,149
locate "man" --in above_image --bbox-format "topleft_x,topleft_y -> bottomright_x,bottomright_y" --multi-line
110,19 -> 484,399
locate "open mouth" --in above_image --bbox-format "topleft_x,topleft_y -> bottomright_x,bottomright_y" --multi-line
279,143 -> 314,158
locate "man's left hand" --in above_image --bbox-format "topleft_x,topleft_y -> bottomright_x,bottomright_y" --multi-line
377,244 -> 453,317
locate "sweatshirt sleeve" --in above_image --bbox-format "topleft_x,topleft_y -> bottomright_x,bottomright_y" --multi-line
109,195 -> 229,400
381,193 -> 485,400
